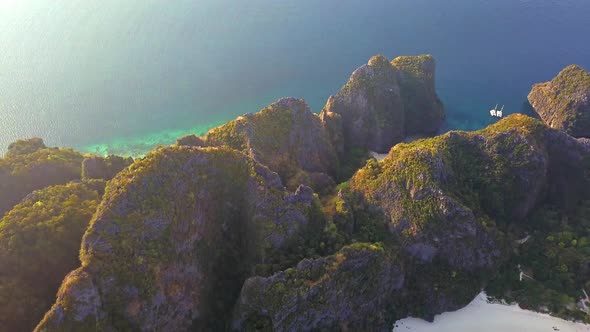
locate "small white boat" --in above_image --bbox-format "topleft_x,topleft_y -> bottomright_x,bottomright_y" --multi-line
489,104 -> 504,118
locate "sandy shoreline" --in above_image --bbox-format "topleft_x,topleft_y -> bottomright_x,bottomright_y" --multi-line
370,136 -> 426,162
393,292 -> 590,332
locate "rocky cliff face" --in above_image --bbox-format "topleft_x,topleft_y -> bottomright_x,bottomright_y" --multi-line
528,64 -> 590,137
205,98 -> 339,192
35,146 -> 323,332
0,139 -> 84,217
320,54 -> 444,154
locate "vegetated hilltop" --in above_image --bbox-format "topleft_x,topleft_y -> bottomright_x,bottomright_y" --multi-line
0,181 -> 105,332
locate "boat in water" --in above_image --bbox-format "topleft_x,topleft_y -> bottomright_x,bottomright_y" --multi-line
490,104 -> 504,118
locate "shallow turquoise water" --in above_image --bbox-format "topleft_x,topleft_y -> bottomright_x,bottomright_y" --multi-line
1,0 -> 589,156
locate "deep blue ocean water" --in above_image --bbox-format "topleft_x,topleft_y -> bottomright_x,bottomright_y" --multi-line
1,0 -> 589,156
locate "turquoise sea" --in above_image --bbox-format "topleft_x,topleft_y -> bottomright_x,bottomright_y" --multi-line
1,0 -> 589,156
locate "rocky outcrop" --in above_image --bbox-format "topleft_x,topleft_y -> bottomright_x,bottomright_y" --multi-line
205,97 -> 339,192
81,155 -> 133,181
528,64 -> 590,137
320,54 -> 444,154
36,146 -> 323,332
347,114 -> 590,319
0,140 -> 84,217
352,115 -> 590,265
0,181 -> 103,332
233,243 -> 404,332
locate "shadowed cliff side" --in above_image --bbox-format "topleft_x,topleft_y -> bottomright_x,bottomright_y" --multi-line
320,54 -> 444,154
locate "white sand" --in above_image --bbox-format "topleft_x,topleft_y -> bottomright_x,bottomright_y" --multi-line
393,292 -> 590,332
370,136 -> 424,162
370,151 -> 389,161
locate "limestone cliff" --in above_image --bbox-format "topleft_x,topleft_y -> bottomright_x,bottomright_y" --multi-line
320,54 -> 444,154
528,64 -> 590,137
35,146 -> 323,331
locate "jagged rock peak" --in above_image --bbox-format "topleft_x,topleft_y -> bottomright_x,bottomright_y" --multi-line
320,54 -> 444,154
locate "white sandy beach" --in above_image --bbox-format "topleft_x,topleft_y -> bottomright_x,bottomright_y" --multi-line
393,292 -> 590,332
371,136 -> 425,162
370,151 -> 389,161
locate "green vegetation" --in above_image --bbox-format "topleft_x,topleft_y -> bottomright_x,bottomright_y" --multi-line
487,201 -> 590,322
350,114 -> 547,230
0,182 -> 103,332
238,242 -> 402,331
336,147 -> 371,181
205,119 -> 248,151
392,54 -> 435,81
547,65 -> 590,97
